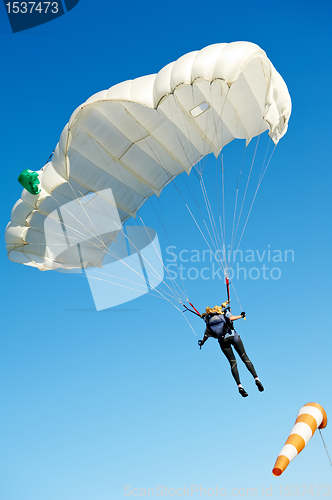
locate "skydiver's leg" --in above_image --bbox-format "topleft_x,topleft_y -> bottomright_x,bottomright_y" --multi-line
219,343 -> 240,384
233,337 -> 259,379
219,339 -> 247,396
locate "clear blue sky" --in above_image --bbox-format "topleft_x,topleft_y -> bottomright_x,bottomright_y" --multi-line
1,1 -> 332,499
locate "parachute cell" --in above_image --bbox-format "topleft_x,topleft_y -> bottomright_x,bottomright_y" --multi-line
5,42 -> 291,271
272,402 -> 327,476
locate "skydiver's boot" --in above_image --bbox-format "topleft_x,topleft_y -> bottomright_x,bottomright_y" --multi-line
255,378 -> 264,392
238,385 -> 248,397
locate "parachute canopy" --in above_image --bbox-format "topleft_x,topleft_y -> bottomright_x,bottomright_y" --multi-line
5,42 -> 291,271
272,402 -> 327,476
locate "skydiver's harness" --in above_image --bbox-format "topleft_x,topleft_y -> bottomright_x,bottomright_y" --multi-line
204,312 -> 234,340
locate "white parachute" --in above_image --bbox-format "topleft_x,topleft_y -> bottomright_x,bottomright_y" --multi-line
5,42 -> 291,277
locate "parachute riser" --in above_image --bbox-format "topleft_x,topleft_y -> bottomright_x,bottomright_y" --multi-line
182,302 -> 201,318
226,277 -> 231,307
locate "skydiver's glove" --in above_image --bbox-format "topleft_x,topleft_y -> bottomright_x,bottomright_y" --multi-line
241,311 -> 246,318
198,340 -> 204,349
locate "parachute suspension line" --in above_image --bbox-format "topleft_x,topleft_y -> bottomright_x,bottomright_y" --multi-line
143,285 -> 185,312
117,223 -> 187,305
64,227 -> 184,307
202,155 -> 227,272
184,203 -> 226,277
209,155 -> 228,278
225,259 -> 243,313
213,156 -> 227,272
230,280 -> 243,311
199,175 -> 220,252
194,151 -> 227,268
229,142 -> 248,267
234,142 -> 276,255
171,172 -> 228,279
165,246 -> 189,302
145,198 -> 189,302
86,246 -> 186,308
85,271 -> 158,296
90,268 -> 185,304
172,176 -> 213,240
199,173 -> 226,271
171,160 -> 228,278
218,215 -> 227,273
221,154 -> 227,275
181,309 -> 198,337
258,135 -> 271,185
258,141 -> 275,187
137,214 -> 188,303
113,212 -> 189,305
216,156 -> 228,272
43,150 -> 55,167
96,267 -> 186,311
173,168 -> 202,214
228,134 -> 261,267
319,429 -> 332,469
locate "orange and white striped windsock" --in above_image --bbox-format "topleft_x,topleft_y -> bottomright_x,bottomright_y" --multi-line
272,402 -> 327,476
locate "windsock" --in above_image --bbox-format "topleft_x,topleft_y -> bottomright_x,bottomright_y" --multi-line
272,402 -> 327,476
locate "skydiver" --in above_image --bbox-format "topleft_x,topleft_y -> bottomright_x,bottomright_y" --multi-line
198,303 -> 264,397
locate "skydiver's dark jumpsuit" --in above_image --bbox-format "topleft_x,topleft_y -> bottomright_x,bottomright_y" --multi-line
204,312 -> 258,385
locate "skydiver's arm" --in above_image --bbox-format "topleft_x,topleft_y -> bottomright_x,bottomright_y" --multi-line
229,312 -> 246,321
201,333 -> 209,344
198,332 -> 209,349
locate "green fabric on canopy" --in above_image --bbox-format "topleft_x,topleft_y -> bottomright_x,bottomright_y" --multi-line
18,169 -> 40,195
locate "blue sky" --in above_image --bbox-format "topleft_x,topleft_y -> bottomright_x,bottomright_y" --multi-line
1,1 -> 332,499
